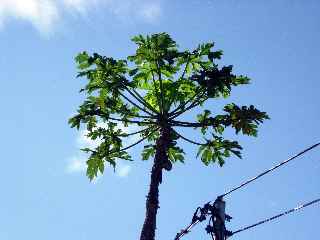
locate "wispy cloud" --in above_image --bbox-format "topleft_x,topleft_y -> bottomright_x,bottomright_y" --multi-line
138,2 -> 161,23
116,165 -> 131,177
76,128 -> 102,150
62,0 -> 100,14
0,0 -> 59,34
66,155 -> 87,173
0,0 -> 162,34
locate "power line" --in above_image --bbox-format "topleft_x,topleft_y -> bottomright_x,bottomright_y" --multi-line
174,142 -> 320,240
174,219 -> 202,240
220,142 -> 320,198
232,197 -> 320,235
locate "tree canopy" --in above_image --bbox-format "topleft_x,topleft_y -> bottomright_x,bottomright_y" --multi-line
69,32 -> 269,181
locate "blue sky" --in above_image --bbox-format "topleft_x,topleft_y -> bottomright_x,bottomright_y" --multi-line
1,1 -> 319,239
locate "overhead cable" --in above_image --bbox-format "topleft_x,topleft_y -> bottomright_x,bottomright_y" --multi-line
232,197 -> 320,235
174,142 -> 320,240
174,220 -> 200,240
220,142 -> 320,198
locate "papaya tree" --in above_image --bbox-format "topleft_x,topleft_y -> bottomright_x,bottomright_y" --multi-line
68,33 -> 269,240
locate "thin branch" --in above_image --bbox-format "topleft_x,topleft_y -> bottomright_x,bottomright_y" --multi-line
168,55 -> 195,116
89,127 -> 159,157
87,109 -> 155,124
88,108 -> 156,124
131,88 -> 159,114
108,116 -> 156,125
118,91 -> 155,117
170,91 -> 208,120
173,129 -> 206,146
125,87 -> 159,115
169,85 -> 206,117
156,61 -> 165,114
82,127 -> 158,155
169,119 -> 214,128
180,53 -> 191,81
118,128 -> 158,152
166,55 -> 192,113
151,70 -> 163,113
169,88 -> 203,117
114,74 -> 157,115
124,113 -> 155,120
125,86 -> 158,114
121,126 -> 154,137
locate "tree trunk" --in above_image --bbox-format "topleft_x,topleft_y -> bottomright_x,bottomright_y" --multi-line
139,126 -> 171,240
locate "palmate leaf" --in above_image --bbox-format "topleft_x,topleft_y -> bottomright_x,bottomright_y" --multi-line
87,157 -> 105,181
197,137 -> 242,167
168,146 -> 185,163
193,103 -> 269,138
69,32 -> 269,181
83,126 -> 134,181
142,145 -> 156,161
191,65 -> 250,98
223,104 -> 269,136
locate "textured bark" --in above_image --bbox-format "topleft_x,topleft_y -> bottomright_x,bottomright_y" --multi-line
139,127 -> 171,240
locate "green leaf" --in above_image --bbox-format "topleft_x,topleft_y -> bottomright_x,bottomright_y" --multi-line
86,157 -> 104,181
197,145 -> 206,158
69,32 -> 269,181
223,103 -> 269,136
98,159 -> 105,174
168,146 -> 185,163
141,145 -> 155,160
201,148 -> 212,165
75,52 -> 90,70
75,51 -> 89,63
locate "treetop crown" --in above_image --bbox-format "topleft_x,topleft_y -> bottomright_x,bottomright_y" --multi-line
69,32 -> 269,180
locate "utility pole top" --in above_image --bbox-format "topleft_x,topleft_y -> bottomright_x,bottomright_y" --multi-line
205,197 -> 233,240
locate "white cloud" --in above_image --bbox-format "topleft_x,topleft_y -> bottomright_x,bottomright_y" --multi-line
138,2 -> 161,23
0,0 -> 162,34
77,129 -> 102,150
116,164 -> 131,177
66,155 -> 87,173
62,0 -> 100,14
0,0 -> 59,34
